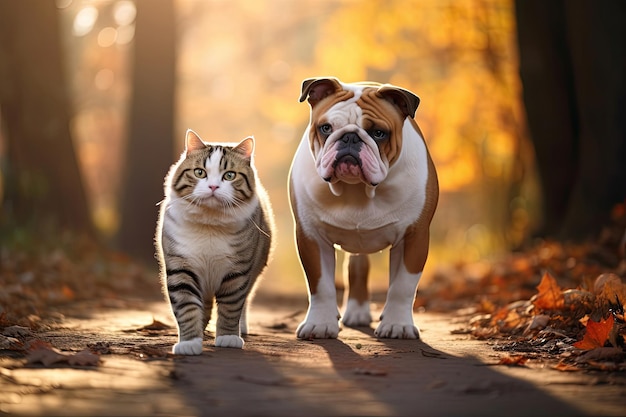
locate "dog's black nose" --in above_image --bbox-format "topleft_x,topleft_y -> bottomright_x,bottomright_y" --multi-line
340,133 -> 360,144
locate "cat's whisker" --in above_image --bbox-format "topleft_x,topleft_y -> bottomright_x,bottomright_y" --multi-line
249,218 -> 272,239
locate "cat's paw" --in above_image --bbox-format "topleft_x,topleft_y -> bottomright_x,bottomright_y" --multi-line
215,335 -> 244,349
172,337 -> 203,355
341,299 -> 372,327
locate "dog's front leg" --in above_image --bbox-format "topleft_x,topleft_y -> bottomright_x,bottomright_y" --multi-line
295,229 -> 340,339
375,240 -> 422,339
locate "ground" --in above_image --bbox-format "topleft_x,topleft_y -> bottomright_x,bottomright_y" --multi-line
1,292 -> 625,417
1,225 -> 625,416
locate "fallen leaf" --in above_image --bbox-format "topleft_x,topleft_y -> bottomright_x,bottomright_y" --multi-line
67,349 -> 100,366
0,335 -> 21,350
2,325 -> 32,338
593,273 -> 626,311
576,347 -> 625,363
26,339 -> 54,352
532,272 -> 564,310
497,355 -> 528,366
26,346 -> 100,367
573,315 -> 615,350
552,361 -> 581,372
26,346 -> 67,366
523,314 -> 550,334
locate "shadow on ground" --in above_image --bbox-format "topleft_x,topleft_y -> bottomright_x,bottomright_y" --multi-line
1,295 -> 624,416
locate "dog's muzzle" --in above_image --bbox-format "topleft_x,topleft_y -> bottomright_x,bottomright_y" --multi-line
333,132 -> 363,170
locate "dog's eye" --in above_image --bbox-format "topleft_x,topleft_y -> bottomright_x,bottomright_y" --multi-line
319,124 -> 333,135
194,168 -> 207,178
371,129 -> 388,141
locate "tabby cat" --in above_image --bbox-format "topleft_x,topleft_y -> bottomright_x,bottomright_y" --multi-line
155,129 -> 274,355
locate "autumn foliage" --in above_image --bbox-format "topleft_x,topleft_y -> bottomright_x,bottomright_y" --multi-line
433,208 -> 626,371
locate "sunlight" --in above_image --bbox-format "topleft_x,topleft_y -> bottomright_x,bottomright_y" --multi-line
113,1 -> 136,26
72,5 -> 98,37
56,0 -> 530,286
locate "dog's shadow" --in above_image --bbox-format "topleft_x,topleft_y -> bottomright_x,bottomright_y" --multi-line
311,320 -> 582,416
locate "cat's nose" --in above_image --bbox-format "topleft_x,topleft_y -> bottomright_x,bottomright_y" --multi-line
209,185 -> 219,191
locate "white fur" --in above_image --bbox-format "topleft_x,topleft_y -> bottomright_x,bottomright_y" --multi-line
215,335 -> 244,348
291,85 -> 432,339
342,299 -> 372,327
173,337 -> 203,355
295,245 -> 341,339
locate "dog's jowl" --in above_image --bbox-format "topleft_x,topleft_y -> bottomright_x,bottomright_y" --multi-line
288,77 -> 439,340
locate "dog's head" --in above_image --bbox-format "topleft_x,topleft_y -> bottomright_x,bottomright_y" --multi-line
300,77 -> 420,197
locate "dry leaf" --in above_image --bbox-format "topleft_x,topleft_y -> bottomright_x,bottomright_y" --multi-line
67,349 -> 100,366
552,361 -> 581,372
576,347 -> 624,363
497,355 -> 528,366
26,346 -> 100,367
2,325 -> 32,338
0,335 -> 21,350
532,272 -> 564,310
523,314 -> 550,334
26,346 -> 67,366
573,315 -> 615,350
594,273 -> 626,310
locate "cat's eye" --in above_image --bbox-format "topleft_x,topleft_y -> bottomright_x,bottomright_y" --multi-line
194,168 -> 206,178
319,123 -> 333,136
223,171 -> 236,181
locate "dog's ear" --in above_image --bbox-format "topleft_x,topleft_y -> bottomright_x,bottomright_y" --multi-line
378,85 -> 421,119
299,77 -> 343,107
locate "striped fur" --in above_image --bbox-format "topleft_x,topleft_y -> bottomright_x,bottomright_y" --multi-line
155,130 -> 274,354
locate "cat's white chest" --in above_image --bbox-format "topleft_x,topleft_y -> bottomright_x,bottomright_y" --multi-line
164,201 -> 243,290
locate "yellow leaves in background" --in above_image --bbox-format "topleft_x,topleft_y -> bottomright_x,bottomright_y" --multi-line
61,0 -> 527,274
306,0 -> 521,193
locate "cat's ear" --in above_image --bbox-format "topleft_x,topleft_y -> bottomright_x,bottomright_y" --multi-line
233,136 -> 255,160
185,129 -> 207,153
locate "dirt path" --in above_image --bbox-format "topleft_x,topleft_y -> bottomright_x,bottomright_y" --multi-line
1,296 -> 625,417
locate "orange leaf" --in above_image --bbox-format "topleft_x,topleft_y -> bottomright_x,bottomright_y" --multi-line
552,361 -> 581,372
497,355 -> 528,366
573,315 -> 615,350
532,272 -> 564,310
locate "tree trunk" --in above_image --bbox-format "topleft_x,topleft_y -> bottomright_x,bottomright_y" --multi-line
0,1 -> 94,236
117,0 -> 177,263
515,0 -> 626,240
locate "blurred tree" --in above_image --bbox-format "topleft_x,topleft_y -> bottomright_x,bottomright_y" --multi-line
516,0 -> 626,240
0,1 -> 94,237
117,0 -> 176,262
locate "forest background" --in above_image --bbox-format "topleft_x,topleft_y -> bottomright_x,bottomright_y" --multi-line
0,0 -> 624,300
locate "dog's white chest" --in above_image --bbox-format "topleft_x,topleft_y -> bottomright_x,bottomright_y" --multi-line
320,215 -> 401,253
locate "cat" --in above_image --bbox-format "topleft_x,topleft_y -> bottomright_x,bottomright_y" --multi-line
155,129 -> 274,355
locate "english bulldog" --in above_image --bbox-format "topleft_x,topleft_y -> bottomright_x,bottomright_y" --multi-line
289,77 -> 439,339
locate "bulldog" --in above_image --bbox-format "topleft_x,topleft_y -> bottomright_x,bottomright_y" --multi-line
289,77 -> 439,339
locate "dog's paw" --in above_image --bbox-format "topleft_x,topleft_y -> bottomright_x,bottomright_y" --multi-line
374,321 -> 420,339
342,299 -> 372,327
172,337 -> 203,355
296,319 -> 339,339
215,335 -> 244,349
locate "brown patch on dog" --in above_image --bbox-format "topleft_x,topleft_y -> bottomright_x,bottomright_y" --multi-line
308,89 -> 355,156
289,177 -> 322,294
357,88 -> 406,166
347,254 -> 370,304
403,119 -> 439,274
